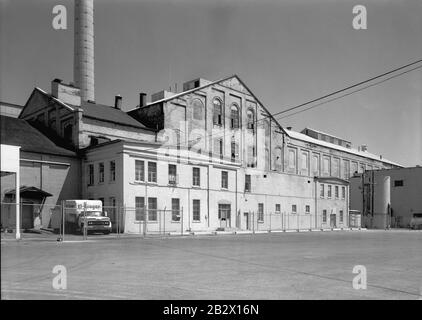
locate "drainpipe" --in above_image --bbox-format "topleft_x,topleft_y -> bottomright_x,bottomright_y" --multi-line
207,165 -> 210,228
314,177 -> 318,229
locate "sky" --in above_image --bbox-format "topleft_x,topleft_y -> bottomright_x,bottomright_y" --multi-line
0,0 -> 421,166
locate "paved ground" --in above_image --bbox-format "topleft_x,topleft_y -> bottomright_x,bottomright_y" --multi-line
1,230 -> 421,300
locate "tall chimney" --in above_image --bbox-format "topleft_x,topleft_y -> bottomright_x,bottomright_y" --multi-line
74,0 -> 95,102
114,95 -> 122,109
139,93 -> 147,108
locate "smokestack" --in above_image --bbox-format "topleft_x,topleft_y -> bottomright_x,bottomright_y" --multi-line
74,0 -> 95,102
114,95 -> 122,109
139,93 -> 147,108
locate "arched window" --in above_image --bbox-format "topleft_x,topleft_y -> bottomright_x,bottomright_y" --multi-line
192,99 -> 203,120
230,105 -> 240,129
247,109 -> 254,130
213,98 -> 222,126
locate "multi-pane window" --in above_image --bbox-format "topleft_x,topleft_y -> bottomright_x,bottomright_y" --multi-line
148,197 -> 157,221
322,210 -> 327,223
394,180 -> 404,187
148,162 -> 157,183
172,198 -> 180,222
312,154 -> 319,176
301,151 -> 309,172
193,199 -> 200,222
192,167 -> 200,186
109,160 -> 115,182
335,186 -> 339,198
221,171 -> 228,189
135,160 -> 145,181
213,98 -> 222,125
275,204 -> 281,213
247,109 -> 255,130
244,174 -> 251,192
339,210 -> 344,223
258,203 -> 264,222
292,204 -> 297,214
342,186 -> 346,199
320,184 -> 325,198
231,141 -> 239,162
305,205 -> 310,214
323,156 -> 330,176
99,162 -> 104,183
214,138 -> 223,159
192,99 -> 203,120
328,185 -> 332,198
342,160 -> 350,179
168,164 -> 177,184
332,158 -> 340,177
88,164 -> 94,185
135,197 -> 145,221
247,146 -> 255,167
230,105 -> 240,129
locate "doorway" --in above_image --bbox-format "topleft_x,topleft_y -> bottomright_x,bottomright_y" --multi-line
330,214 -> 337,228
244,212 -> 250,230
218,204 -> 231,228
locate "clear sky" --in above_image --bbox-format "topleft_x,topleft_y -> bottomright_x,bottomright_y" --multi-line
1,0 -> 421,166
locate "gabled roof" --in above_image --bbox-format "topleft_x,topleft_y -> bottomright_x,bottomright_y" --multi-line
127,74 -> 288,135
5,186 -> 52,198
0,115 -> 77,157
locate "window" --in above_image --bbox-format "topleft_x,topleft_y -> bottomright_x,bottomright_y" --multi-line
88,164 -> 94,185
230,105 -> 240,129
305,205 -> 310,214
292,204 -> 297,214
109,161 -> 115,182
275,148 -> 283,171
312,154 -> 319,176
247,109 -> 254,130
288,148 -> 296,171
213,98 -> 222,125
351,162 -> 358,175
322,210 -> 327,223
221,171 -> 228,189
192,167 -> 200,186
332,158 -> 340,177
258,203 -> 264,222
342,186 -> 346,199
275,204 -> 281,213
148,162 -> 157,183
263,120 -> 270,138
328,185 -> 332,198
63,123 -> 73,142
335,186 -> 339,198
135,197 -> 145,221
99,163 -> 104,183
301,151 -> 309,173
135,160 -> 145,182
214,138 -> 223,159
323,156 -> 330,176
339,210 -> 344,223
108,197 -> 116,219
218,204 -> 231,221
172,198 -> 180,222
245,174 -> 251,192
193,199 -> 200,222
148,198 -> 157,221
192,99 -> 203,120
342,160 -> 350,179
247,146 -> 255,167
394,180 -> 404,187
168,164 -> 177,184
231,141 -> 239,162
320,184 -> 324,198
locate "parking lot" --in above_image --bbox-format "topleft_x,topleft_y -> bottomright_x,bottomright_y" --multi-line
1,229 -> 421,300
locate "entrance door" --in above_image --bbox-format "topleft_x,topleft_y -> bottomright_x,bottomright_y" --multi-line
218,204 -> 231,228
244,212 -> 250,230
330,214 -> 336,228
21,202 -> 34,229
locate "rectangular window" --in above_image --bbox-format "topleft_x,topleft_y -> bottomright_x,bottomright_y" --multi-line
148,162 -> 157,183
172,198 -> 180,222
332,158 -> 340,178
342,160 -> 350,179
88,164 -> 94,185
288,148 -> 296,170
221,171 -> 228,189
335,186 -> 339,198
351,162 -> 358,175
323,156 -> 330,176
275,204 -> 281,213
342,186 -> 346,199
247,146 -> 255,167
135,160 -> 145,182
192,167 -> 200,186
320,184 -> 324,198
99,162 -> 104,183
258,203 -> 264,222
231,141 -> 239,162
109,160 -> 116,182
394,180 -> 404,187
340,210 -> 344,223
168,164 -> 177,184
245,174 -> 251,192
323,210 -> 327,223
312,154 -> 319,176
292,204 -> 297,214
301,151 -> 309,172
148,197 -> 157,221
305,205 -> 310,214
328,185 -> 332,198
193,199 -> 200,222
135,197 -> 145,221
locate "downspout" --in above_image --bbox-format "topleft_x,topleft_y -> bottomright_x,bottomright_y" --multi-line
314,177 -> 318,229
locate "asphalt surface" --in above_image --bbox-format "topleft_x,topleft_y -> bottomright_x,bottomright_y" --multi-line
1,230 -> 421,300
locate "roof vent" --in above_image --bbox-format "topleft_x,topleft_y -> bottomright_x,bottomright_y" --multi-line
114,95 -> 122,109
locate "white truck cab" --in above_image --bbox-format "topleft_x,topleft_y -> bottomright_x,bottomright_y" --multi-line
65,200 -> 112,234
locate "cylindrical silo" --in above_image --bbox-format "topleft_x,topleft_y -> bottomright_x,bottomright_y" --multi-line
74,0 -> 95,102
373,175 -> 390,229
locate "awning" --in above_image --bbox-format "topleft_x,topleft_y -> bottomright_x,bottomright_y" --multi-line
5,186 -> 52,198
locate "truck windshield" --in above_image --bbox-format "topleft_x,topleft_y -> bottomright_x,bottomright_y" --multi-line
413,213 -> 422,218
86,211 -> 104,217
